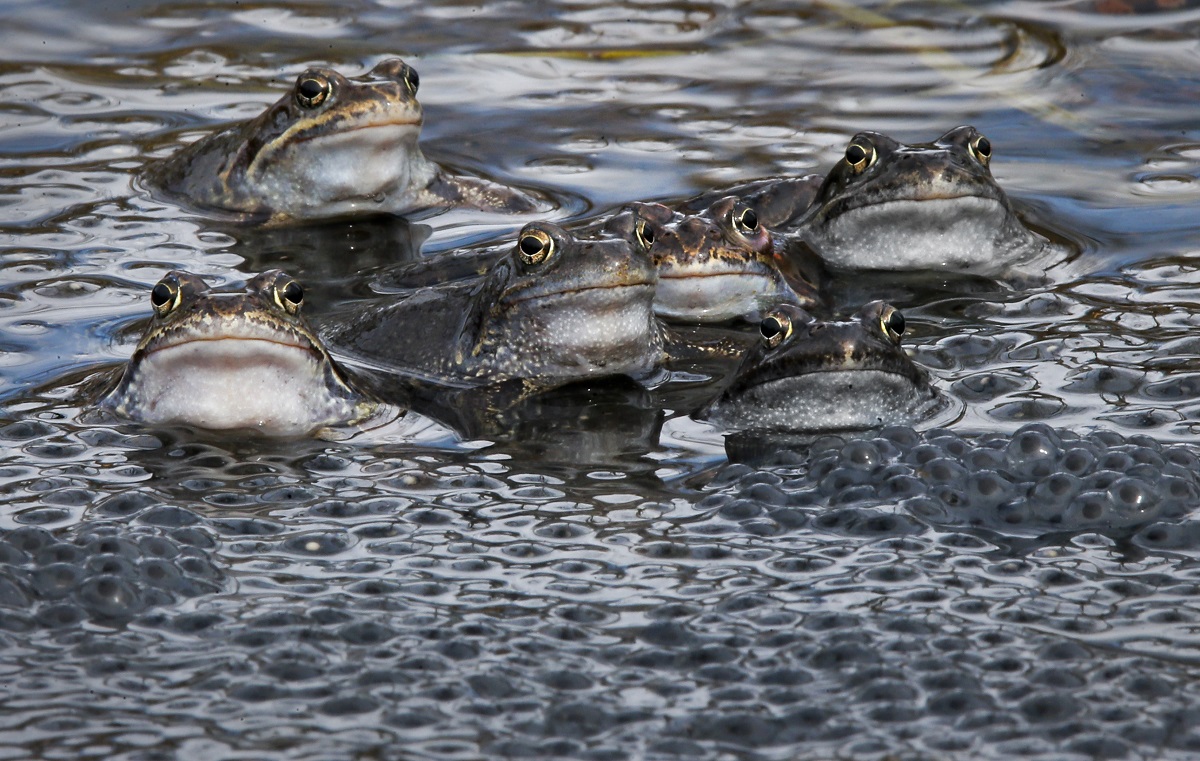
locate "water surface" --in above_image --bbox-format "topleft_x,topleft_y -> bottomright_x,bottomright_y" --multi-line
4,1 -> 1200,759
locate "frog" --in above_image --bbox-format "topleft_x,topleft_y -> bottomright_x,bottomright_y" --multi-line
141,58 -> 539,224
98,270 -> 390,436
783,126 -> 1055,277
601,196 -> 826,323
321,221 -> 665,390
699,301 -> 943,432
675,175 -> 825,230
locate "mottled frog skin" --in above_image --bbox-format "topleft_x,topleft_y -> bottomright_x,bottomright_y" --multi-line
700,301 -> 942,432
141,59 -> 538,224
788,126 -> 1053,277
99,270 -> 387,436
323,222 -> 665,388
603,197 -> 824,323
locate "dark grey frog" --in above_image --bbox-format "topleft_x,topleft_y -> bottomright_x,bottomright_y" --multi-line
322,222 -> 665,389
700,301 -> 944,433
785,126 -> 1059,278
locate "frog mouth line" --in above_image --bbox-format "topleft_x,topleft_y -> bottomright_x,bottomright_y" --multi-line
657,269 -> 772,279
743,365 -> 925,389
290,118 -> 422,144
508,281 -> 656,306
142,334 -> 323,361
829,194 -> 1006,216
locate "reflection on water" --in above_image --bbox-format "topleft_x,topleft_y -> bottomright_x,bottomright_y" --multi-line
5,1 -> 1200,759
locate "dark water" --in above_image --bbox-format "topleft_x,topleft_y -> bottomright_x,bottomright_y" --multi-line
5,1 -> 1200,759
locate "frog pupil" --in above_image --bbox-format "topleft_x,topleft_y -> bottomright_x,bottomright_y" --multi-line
298,78 -> 326,103
151,283 -> 172,308
520,235 -> 545,258
975,136 -> 991,158
888,311 -> 905,336
739,208 -> 758,231
638,222 -> 654,246
760,317 -> 783,340
846,144 -> 867,165
283,281 -> 303,305
405,68 -> 419,93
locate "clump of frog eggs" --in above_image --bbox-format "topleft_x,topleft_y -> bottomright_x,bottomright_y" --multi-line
710,423 -> 1200,536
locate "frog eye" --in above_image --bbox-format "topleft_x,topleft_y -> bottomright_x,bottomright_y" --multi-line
634,219 -> 655,251
518,228 -> 555,266
149,277 -> 181,317
880,305 -> 906,342
402,65 -> 420,95
759,311 -> 793,349
733,205 -> 759,234
296,75 -> 331,108
844,137 -> 877,173
969,133 -> 992,166
274,278 -> 305,314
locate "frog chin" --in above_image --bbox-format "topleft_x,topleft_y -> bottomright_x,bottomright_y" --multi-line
653,268 -> 794,323
705,369 -> 939,433
808,196 -> 1040,273
486,284 -> 662,382
106,338 -> 359,435
252,124 -> 439,216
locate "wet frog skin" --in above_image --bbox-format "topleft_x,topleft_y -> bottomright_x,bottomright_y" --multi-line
99,270 -> 387,436
788,126 -> 1053,277
603,197 -> 825,323
700,301 -> 943,433
141,58 -> 538,224
677,175 -> 824,231
322,222 -> 665,389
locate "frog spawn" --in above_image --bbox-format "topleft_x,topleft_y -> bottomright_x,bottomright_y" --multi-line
714,423 -> 1197,536
0,523 -> 223,629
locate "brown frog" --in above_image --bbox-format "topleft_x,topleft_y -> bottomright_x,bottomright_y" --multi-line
141,59 -> 539,224
602,196 -> 825,323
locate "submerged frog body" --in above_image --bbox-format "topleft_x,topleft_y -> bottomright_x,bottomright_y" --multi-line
603,197 -> 824,323
142,58 -> 538,224
700,302 -> 942,432
99,270 -> 386,436
323,222 -> 664,388
790,126 -> 1053,277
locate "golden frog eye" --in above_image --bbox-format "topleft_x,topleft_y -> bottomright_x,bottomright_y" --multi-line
634,219 -> 655,251
759,311 -> 793,349
402,64 -> 419,95
733,205 -> 759,234
880,305 -> 906,343
149,278 -> 181,317
844,137 -> 876,173
274,279 -> 304,314
296,75 -> 331,108
970,133 -> 992,166
518,228 -> 555,266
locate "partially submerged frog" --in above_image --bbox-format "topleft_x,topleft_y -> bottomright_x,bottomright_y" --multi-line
142,58 -> 538,224
602,197 -> 825,323
700,301 -> 943,432
99,270 -> 389,436
785,126 -> 1055,277
677,175 -> 824,230
323,222 -> 664,389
